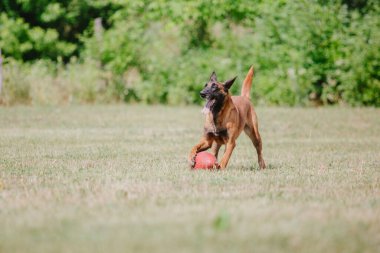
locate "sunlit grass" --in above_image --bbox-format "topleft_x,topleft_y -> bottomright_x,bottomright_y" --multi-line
0,105 -> 379,253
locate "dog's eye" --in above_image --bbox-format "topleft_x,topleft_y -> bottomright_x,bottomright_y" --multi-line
211,83 -> 217,88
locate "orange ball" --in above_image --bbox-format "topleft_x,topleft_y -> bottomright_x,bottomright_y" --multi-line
194,151 -> 217,169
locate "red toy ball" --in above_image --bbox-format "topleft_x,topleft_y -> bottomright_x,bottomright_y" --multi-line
194,151 -> 217,169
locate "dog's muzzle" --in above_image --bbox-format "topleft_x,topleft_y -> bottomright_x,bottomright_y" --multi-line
200,91 -> 207,98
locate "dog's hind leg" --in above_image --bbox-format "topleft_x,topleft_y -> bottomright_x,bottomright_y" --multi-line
244,109 -> 266,169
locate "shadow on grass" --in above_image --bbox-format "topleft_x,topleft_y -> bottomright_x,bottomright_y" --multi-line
237,163 -> 277,171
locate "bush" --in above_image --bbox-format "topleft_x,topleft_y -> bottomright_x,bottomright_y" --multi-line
79,0 -> 379,106
0,58 -> 120,105
1,59 -> 31,105
1,0 -> 379,106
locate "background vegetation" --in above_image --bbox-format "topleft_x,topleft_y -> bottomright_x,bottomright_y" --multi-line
1,0 -> 379,106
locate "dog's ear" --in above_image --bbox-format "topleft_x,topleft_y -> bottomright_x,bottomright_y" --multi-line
223,76 -> 237,90
210,71 -> 217,82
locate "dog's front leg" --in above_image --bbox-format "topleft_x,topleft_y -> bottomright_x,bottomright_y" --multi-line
188,137 -> 213,168
210,142 -> 222,159
219,140 -> 236,169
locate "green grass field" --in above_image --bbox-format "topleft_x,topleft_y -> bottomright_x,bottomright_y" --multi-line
0,105 -> 379,253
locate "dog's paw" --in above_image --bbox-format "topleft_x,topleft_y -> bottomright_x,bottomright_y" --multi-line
213,162 -> 221,169
188,154 -> 196,168
259,159 -> 266,169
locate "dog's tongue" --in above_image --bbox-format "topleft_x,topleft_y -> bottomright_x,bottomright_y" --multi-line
201,99 -> 215,114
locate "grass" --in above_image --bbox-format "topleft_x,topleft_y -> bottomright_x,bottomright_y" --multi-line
0,105 -> 379,253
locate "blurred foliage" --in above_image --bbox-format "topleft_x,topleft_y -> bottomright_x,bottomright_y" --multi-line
0,0 -> 122,61
0,0 -> 379,106
0,57 -> 116,105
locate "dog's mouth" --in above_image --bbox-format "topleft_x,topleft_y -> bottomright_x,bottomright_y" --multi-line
201,99 -> 215,114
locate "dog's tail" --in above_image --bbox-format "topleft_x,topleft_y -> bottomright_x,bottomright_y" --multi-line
241,66 -> 254,99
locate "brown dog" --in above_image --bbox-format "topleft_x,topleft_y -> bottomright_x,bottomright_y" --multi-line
188,66 -> 266,169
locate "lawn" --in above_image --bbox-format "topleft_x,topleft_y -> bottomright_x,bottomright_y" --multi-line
0,105 -> 379,253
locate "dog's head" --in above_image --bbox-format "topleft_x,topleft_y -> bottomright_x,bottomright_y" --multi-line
200,71 -> 237,113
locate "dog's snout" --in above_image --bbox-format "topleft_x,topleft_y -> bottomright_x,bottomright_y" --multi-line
200,91 -> 207,98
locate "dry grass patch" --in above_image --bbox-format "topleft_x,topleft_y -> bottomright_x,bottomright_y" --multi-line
0,105 -> 379,253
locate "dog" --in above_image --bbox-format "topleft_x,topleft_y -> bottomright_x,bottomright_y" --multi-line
188,66 -> 266,169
